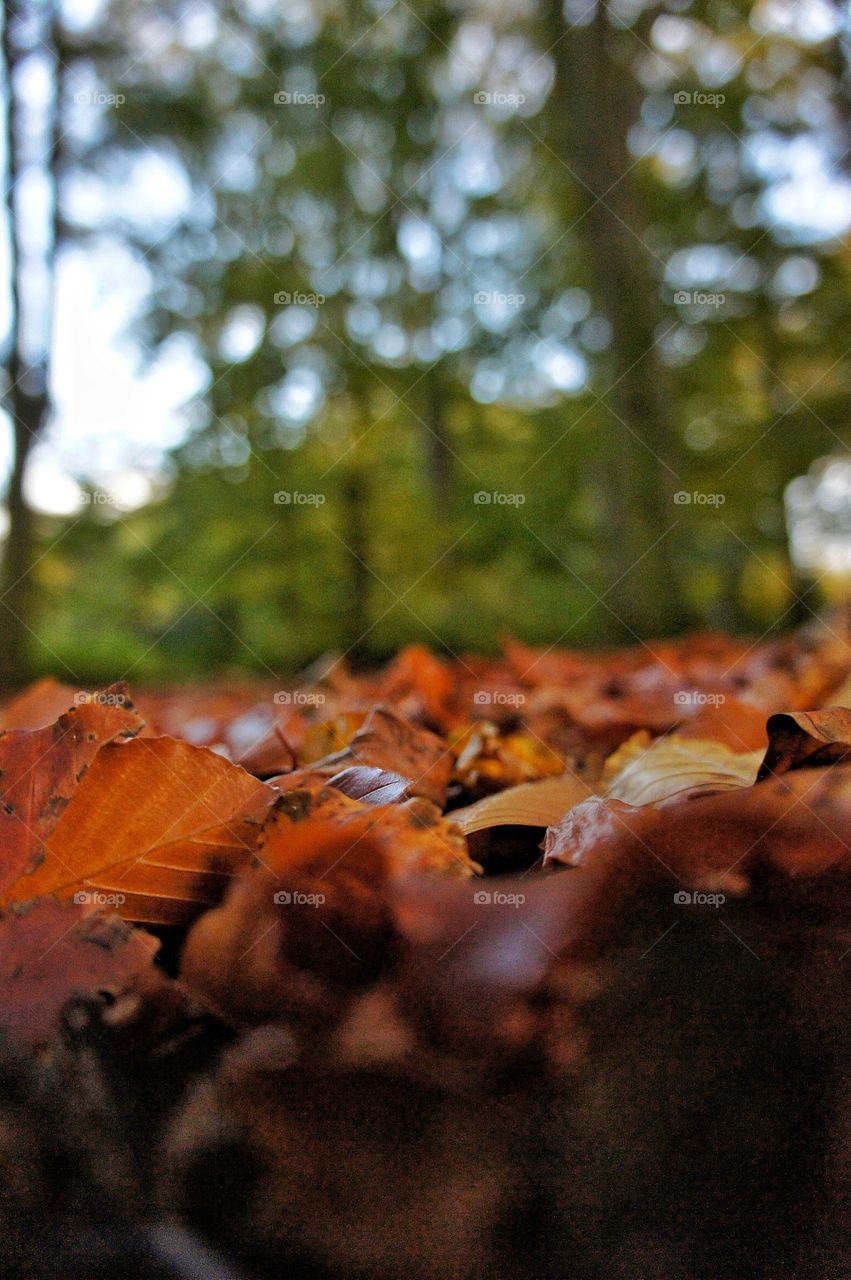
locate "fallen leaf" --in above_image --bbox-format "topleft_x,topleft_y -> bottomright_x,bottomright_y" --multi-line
3,736 -> 276,924
181,814 -> 416,1027
602,731 -> 761,806
451,722 -> 565,796
757,707 -> 851,780
325,765 -> 413,805
0,677 -> 80,730
543,764 -> 851,929
0,897 -> 158,1048
376,644 -> 457,729
262,788 -> 476,879
671,695 -> 769,751
447,773 -> 593,834
313,707 -> 452,807
299,712 -> 367,764
0,687 -> 144,895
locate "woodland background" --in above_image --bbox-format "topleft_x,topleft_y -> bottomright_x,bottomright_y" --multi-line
1,0 -> 850,685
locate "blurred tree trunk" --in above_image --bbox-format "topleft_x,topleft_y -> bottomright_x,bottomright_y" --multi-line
548,0 -> 691,636
0,0 -> 61,686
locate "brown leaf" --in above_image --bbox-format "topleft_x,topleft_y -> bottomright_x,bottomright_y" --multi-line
0,677 -> 80,730
181,814 -> 406,1027
181,793 -> 478,1028
376,643 -> 458,729
314,707 -> 452,807
2,736 -> 276,924
299,712 -> 367,763
757,707 -> 851,780
451,722 -> 566,796
0,897 -> 158,1048
325,765 -> 413,805
262,787 -> 476,879
543,764 -> 851,940
0,687 -> 144,896
447,774 -> 593,834
602,731 -> 761,805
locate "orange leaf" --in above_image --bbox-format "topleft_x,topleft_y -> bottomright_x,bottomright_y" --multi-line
0,687 -> 144,895
2,735 -> 277,924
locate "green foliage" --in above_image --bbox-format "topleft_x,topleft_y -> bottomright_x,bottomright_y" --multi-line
23,0 -> 851,677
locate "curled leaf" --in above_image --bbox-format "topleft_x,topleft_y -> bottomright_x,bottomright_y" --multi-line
602,731 -> 761,806
447,773 -> 593,834
757,707 -> 851,780
326,765 -> 413,805
315,707 -> 452,808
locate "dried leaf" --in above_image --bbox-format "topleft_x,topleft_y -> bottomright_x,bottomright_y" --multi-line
262,788 -> 476,879
602,731 -> 761,806
0,677 -> 80,730
376,643 -> 457,728
0,898 -> 158,1048
325,765 -> 413,805
3,736 -> 276,924
181,814 -> 413,1026
447,773 -> 593,834
757,707 -> 851,780
315,707 -> 452,807
670,695 -> 770,751
300,712 -> 367,764
451,722 -> 565,795
543,764 -> 851,929
0,687 -> 144,895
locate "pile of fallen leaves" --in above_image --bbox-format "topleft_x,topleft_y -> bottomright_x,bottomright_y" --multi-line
1,617 -> 851,1279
